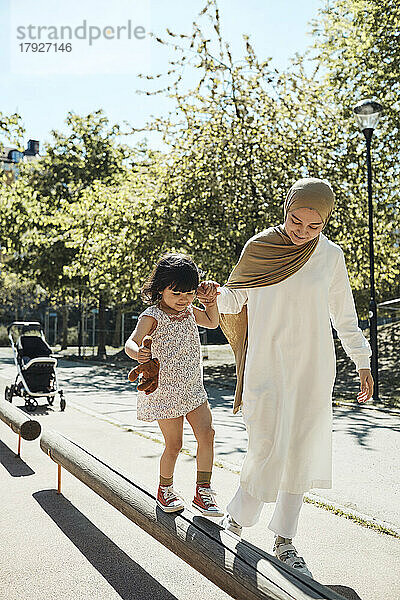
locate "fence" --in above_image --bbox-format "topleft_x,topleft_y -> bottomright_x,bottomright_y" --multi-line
1,303 -> 399,350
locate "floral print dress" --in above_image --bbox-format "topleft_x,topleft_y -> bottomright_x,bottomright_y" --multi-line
135,304 -> 208,422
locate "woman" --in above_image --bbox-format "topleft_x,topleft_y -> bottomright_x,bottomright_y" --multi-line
198,177 -> 373,578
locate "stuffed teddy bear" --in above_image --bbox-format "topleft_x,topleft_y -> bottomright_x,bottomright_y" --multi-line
128,336 -> 159,395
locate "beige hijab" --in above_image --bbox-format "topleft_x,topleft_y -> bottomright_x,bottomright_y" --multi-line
220,178 -> 335,413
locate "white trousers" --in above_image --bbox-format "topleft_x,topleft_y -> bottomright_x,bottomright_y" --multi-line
227,486 -> 304,539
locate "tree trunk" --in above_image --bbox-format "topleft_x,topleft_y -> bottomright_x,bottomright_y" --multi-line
61,300 -> 69,350
97,293 -> 106,359
112,307 -> 122,348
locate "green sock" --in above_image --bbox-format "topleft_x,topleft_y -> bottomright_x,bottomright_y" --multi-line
160,475 -> 173,487
196,471 -> 212,486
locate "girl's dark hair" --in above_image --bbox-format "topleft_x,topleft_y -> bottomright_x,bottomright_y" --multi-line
141,253 -> 201,304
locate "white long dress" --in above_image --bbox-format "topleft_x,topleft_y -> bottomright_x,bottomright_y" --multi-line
217,233 -> 371,502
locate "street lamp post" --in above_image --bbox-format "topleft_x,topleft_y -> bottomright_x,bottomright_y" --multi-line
353,99 -> 383,402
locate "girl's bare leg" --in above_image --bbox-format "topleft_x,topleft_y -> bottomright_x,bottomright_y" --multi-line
187,402 -> 223,516
186,402 -> 215,472
157,416 -> 184,480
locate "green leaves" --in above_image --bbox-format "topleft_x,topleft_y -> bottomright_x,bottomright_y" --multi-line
1,111 -> 141,306
0,111 -> 25,152
2,0 -> 398,322
311,0 -> 400,308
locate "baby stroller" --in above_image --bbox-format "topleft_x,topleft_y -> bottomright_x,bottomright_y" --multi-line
4,321 -> 66,412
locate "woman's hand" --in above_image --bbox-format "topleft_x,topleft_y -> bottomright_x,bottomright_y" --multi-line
138,344 -> 152,363
357,369 -> 374,403
197,280 -> 220,306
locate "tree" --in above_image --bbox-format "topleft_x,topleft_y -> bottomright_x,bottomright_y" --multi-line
59,168 -> 165,356
1,110 -> 136,349
3,0 -> 398,339
135,0 -> 398,313
310,0 -> 400,303
0,269 -> 47,322
0,111 -> 24,152
4,109 -> 134,280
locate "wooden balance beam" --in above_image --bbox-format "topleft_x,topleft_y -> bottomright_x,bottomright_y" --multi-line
0,399 -> 41,456
40,428 -> 346,600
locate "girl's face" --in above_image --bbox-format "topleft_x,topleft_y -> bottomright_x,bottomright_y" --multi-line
284,208 -> 324,245
161,286 -> 196,313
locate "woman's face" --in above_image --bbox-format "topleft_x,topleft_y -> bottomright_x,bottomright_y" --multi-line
284,208 -> 324,246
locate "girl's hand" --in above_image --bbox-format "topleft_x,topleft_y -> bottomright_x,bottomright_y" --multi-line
357,369 -> 374,403
197,281 -> 220,305
138,344 -> 152,363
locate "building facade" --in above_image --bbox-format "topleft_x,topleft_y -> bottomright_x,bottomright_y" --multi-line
0,139 -> 40,181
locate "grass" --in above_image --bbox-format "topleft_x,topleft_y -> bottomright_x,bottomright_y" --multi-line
303,496 -> 400,538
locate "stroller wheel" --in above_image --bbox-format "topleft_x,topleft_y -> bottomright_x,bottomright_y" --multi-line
60,395 -> 66,412
47,396 -> 54,406
25,398 -> 38,412
4,386 -> 13,403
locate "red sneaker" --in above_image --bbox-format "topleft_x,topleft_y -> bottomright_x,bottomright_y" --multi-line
156,485 -> 184,513
192,484 -> 224,517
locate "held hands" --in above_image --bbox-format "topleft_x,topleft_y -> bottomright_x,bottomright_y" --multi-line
357,369 -> 374,403
197,280 -> 220,307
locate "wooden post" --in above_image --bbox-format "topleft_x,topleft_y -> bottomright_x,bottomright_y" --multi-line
17,433 -> 21,457
57,464 -> 62,494
40,429 -> 346,600
0,400 -> 41,442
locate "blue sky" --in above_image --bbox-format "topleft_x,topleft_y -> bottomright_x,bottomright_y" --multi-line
0,0 -> 324,151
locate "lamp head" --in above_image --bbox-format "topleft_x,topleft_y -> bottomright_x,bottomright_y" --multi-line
353,99 -> 383,132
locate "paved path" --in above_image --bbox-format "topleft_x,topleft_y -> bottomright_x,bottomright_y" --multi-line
1,399 -> 399,600
0,348 -> 399,531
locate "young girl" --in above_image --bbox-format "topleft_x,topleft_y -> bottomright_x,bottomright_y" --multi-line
125,253 -> 223,516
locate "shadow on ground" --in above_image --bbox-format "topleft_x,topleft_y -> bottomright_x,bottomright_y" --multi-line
186,515 -> 357,600
58,362 -> 130,395
327,586 -> 363,600
33,489 -> 179,600
332,406 -> 400,449
0,440 -> 35,477
333,322 -> 400,407
0,357 -> 15,365
235,536 -> 362,600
